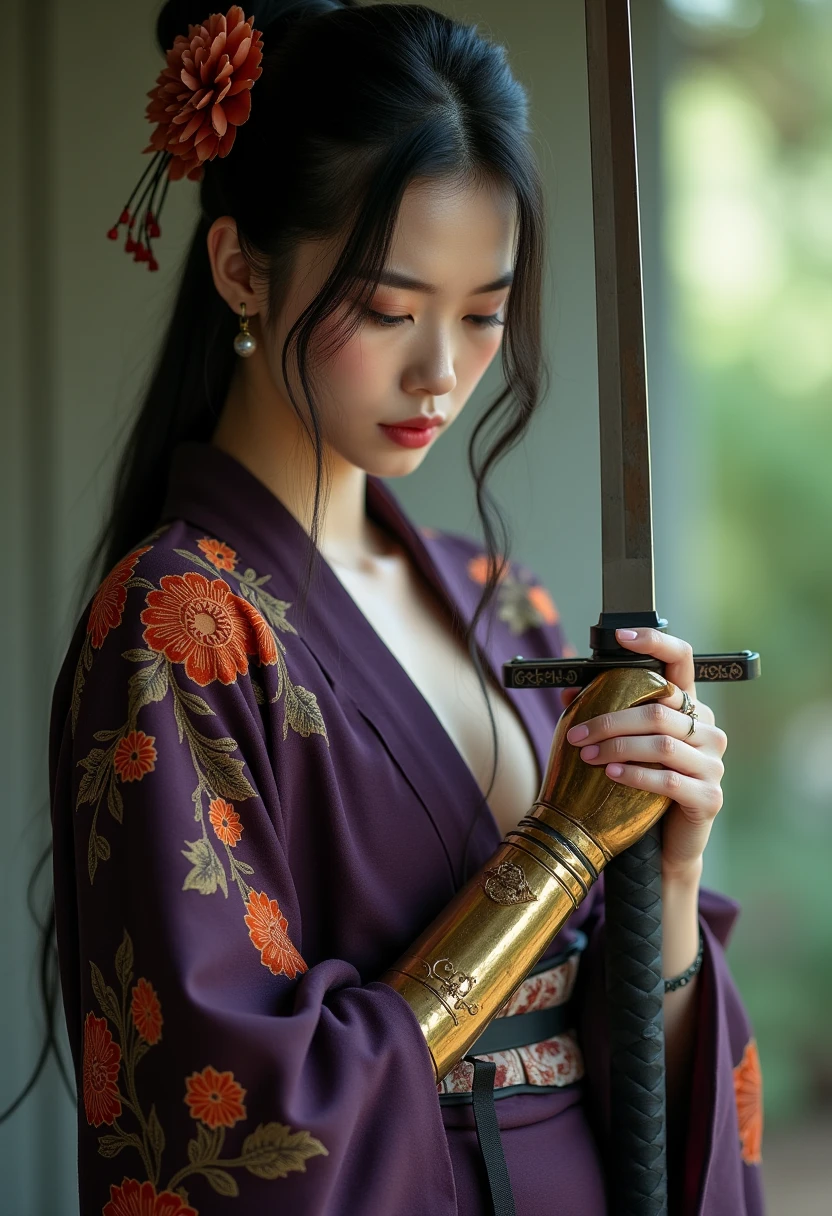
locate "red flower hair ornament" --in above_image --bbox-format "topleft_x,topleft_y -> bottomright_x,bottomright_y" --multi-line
106,7 -> 264,271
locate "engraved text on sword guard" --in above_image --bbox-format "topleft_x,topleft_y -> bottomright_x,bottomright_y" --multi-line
481,861 -> 538,905
419,958 -> 479,1025
514,667 -> 579,688
696,662 -> 743,681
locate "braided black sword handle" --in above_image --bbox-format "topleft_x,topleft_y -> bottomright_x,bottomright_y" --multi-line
605,825 -> 667,1216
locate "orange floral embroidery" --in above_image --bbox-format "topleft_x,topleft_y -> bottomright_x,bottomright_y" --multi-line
87,930 -> 327,1195
527,585 -> 559,625
87,547 -> 152,649
197,536 -> 238,572
114,731 -> 157,783
244,890 -> 307,979
83,1012 -> 122,1127
243,600 -> 280,668
733,1038 -> 763,1165
466,551 -> 561,636
103,1178 -> 196,1216
209,797 -> 243,847
131,978 -> 163,1046
467,553 -> 510,585
140,571 -> 278,686
184,1065 -> 247,1129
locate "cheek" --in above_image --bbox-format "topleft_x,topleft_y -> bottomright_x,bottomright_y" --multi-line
323,330 -> 393,403
326,333 -> 370,384
465,331 -> 504,382
305,328 -> 392,439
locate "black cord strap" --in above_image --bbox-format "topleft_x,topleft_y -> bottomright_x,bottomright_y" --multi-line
464,1056 -> 517,1216
467,1002 -> 572,1055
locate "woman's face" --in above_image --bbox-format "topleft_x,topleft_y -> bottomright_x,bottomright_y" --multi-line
261,176 -> 518,479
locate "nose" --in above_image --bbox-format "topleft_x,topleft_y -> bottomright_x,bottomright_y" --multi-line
401,328 -> 457,399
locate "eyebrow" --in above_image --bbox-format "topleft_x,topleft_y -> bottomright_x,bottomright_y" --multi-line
364,269 -> 514,295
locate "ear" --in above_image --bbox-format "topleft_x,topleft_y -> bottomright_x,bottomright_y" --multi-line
206,216 -> 262,318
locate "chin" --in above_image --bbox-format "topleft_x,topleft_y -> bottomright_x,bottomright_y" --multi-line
337,436 -> 433,479
365,449 -> 432,479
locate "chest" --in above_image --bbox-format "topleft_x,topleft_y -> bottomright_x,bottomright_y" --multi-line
330,553 -> 542,838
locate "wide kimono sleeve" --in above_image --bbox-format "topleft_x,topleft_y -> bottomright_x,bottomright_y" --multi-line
49,548 -> 458,1216
575,882 -> 765,1216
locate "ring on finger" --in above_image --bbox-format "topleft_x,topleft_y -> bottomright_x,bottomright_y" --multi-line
679,689 -> 698,738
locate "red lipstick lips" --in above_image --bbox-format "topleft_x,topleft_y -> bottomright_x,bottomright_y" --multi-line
390,416 -> 443,429
378,415 -> 445,449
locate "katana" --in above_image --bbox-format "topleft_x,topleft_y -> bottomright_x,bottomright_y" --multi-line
503,2 -> 760,1213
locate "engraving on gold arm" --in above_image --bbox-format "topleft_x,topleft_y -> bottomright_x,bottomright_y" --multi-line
414,958 -> 480,1025
481,861 -> 538,905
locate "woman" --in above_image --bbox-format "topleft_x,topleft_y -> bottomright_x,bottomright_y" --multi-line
49,2 -> 765,1213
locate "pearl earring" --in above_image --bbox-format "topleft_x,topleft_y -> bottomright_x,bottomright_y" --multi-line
233,302 -> 257,358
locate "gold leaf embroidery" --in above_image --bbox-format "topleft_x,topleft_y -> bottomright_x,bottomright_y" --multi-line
241,1121 -> 329,1179
200,1168 -> 239,1196
70,635 -> 94,736
282,682 -> 327,741
127,655 -> 168,718
115,932 -> 134,989
181,838 -> 229,898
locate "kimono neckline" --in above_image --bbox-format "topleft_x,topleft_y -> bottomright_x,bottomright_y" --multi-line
160,440 -> 545,887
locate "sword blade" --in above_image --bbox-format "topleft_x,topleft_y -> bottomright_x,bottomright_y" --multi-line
586,0 -> 655,615
585,7 -> 669,1215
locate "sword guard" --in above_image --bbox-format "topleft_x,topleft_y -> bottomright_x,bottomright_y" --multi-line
504,609 -> 760,688
504,651 -> 761,690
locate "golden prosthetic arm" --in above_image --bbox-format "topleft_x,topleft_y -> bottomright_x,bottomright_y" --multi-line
381,668 -> 674,1082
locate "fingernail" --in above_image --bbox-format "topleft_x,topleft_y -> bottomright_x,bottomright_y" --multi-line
607,764 -> 624,778
616,629 -> 638,640
581,744 -> 600,760
567,724 -> 589,742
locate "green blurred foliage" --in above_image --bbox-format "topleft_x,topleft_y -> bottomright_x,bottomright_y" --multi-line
664,0 -> 832,1122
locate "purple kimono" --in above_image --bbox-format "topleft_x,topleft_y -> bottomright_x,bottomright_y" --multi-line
50,441 -> 764,1215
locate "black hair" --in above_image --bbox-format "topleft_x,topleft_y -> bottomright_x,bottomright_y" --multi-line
4,0 -> 548,1123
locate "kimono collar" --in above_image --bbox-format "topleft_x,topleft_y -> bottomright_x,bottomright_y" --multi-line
160,440 -> 453,620
160,441 -> 552,884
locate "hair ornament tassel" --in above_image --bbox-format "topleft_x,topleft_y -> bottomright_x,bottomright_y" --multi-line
106,7 -> 264,270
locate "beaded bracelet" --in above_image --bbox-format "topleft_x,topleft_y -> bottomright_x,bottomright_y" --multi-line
663,928 -> 704,993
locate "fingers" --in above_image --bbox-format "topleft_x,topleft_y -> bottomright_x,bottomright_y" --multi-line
614,627 -> 695,691
602,761 -> 724,822
566,700 -> 727,754
578,734 -> 724,782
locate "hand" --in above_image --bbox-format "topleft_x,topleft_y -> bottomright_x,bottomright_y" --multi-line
562,628 -> 727,882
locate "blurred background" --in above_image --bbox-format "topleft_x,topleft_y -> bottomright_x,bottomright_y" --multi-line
2,0 -> 830,1211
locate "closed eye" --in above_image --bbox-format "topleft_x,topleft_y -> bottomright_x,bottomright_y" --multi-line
363,308 -> 505,330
